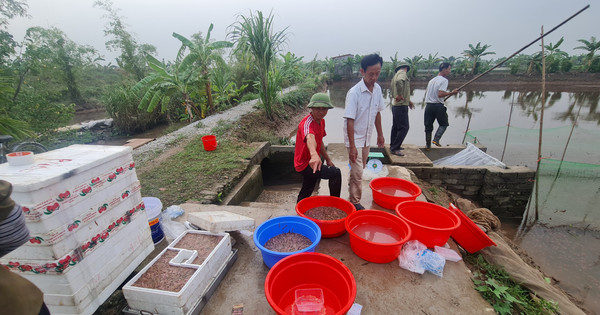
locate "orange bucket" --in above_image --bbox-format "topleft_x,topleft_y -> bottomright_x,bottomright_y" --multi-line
201,135 -> 217,151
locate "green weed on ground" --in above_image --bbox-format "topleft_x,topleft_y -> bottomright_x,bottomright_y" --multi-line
466,254 -> 559,315
137,137 -> 257,207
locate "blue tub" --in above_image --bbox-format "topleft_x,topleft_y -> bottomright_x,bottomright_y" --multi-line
254,216 -> 321,268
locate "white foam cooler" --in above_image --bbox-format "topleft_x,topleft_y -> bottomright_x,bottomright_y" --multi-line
0,144 -> 154,315
123,230 -> 232,315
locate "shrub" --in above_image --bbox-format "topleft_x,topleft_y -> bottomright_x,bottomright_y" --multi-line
102,85 -> 166,134
11,92 -> 75,135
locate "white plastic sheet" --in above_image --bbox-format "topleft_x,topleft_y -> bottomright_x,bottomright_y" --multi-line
433,142 -> 507,168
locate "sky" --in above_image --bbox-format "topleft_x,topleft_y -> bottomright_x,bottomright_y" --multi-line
6,0 -> 599,64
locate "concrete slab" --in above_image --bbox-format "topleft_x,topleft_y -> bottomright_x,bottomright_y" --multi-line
386,144 -> 434,167
187,211 -> 255,233
124,138 -> 155,149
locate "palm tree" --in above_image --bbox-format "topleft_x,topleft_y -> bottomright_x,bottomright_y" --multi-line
544,37 -> 568,58
462,42 -> 495,75
229,11 -> 289,119
133,54 -> 201,120
172,24 -> 232,115
388,52 -> 400,77
403,55 -> 422,78
574,36 -> 600,71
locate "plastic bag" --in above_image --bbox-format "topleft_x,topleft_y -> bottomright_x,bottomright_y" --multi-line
398,240 -> 446,277
161,212 -> 188,242
398,240 -> 427,274
417,249 -> 446,277
434,245 -> 462,262
164,205 -> 185,219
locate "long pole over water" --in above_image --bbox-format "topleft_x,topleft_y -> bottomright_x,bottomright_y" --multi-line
444,5 -> 590,100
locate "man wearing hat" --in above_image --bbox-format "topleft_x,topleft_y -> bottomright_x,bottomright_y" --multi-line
294,93 -> 341,203
389,63 -> 414,156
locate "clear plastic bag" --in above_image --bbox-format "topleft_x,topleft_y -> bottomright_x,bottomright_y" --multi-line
398,240 -> 427,274
417,249 -> 446,277
433,142 -> 507,168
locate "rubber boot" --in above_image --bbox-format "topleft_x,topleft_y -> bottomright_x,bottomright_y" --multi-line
425,132 -> 432,150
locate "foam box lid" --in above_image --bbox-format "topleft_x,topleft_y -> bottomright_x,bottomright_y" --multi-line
0,145 -> 132,192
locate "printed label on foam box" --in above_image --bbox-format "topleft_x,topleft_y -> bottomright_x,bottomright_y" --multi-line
1,199 -> 147,274
26,181 -> 142,246
20,159 -> 137,221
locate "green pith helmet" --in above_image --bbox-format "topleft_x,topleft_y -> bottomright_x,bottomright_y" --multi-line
395,62 -> 411,73
307,92 -> 334,109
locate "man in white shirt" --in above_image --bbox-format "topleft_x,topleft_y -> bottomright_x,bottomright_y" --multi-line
343,54 -> 385,210
424,62 -> 459,149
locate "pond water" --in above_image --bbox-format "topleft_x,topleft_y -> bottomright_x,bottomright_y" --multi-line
324,80 -> 600,314
324,81 -> 600,169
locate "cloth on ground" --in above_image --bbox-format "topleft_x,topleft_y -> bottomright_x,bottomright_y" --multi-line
467,208 -> 501,232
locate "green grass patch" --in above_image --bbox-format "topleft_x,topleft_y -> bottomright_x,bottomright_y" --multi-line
466,254 -> 559,315
138,137 -> 257,206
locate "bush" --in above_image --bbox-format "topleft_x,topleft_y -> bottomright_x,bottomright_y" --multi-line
11,92 -> 75,135
102,85 -> 166,134
560,59 -> 573,73
589,57 -> 600,73
281,88 -> 311,108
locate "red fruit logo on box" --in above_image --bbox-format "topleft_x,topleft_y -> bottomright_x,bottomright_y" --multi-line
33,267 -> 47,274
67,220 -> 81,232
8,262 -> 20,268
115,167 -> 124,174
129,163 -> 135,170
44,263 -> 57,269
136,203 -> 143,210
107,173 -> 117,182
100,231 -> 109,242
44,203 -> 60,215
29,236 -> 43,244
21,206 -> 30,214
107,222 -> 116,231
80,186 -> 92,196
90,177 -> 101,186
56,190 -> 71,202
81,242 -> 91,251
97,203 -> 108,214
121,191 -> 129,199
19,265 -> 33,272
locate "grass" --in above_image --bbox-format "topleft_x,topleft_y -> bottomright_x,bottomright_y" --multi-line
466,254 -> 559,315
137,137 -> 257,206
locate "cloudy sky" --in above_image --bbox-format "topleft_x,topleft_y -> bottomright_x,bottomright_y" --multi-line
6,0 -> 598,64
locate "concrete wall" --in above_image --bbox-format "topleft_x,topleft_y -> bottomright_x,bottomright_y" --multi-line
410,165 -> 535,218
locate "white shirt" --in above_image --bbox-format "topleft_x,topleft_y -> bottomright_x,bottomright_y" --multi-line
343,79 -> 385,148
425,75 -> 449,104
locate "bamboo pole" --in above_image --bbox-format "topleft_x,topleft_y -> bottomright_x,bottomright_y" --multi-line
534,26 -> 546,222
444,5 -> 590,101
501,92 -> 516,162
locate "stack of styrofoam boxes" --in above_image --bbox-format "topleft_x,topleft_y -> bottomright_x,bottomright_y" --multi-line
123,230 -> 232,315
0,144 -> 155,314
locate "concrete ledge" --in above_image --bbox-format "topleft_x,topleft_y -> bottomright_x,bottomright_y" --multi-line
221,165 -> 263,205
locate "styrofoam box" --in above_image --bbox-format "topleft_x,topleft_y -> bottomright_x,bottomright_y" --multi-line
5,181 -> 142,260
0,145 -> 135,220
45,233 -> 154,315
123,230 -> 232,315
16,213 -> 153,296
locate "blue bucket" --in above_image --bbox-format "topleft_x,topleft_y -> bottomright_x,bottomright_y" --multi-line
253,216 -> 321,268
142,197 -> 165,244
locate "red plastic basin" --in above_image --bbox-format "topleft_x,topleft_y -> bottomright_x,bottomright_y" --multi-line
449,203 -> 497,253
345,210 -> 412,263
296,196 -> 355,238
395,201 -> 461,248
265,252 -> 356,315
369,177 -> 422,210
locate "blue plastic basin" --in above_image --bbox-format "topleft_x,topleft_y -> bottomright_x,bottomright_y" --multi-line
254,216 -> 322,268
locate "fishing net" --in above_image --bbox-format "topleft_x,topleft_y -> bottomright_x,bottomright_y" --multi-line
465,126 -> 600,230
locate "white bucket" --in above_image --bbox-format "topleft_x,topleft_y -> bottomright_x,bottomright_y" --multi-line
142,197 -> 164,244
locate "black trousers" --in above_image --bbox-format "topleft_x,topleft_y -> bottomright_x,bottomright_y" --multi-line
390,105 -> 409,152
424,102 -> 449,133
297,164 -> 341,203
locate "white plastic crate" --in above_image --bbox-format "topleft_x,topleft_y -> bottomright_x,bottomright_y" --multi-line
11,212 -> 152,295
5,180 -> 142,260
123,230 -> 232,315
0,145 -> 136,221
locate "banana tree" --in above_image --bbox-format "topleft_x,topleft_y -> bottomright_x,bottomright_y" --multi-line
133,54 -> 200,120
575,36 -> 600,71
423,53 -> 442,74
462,42 -> 495,75
403,55 -> 422,78
172,24 -> 232,115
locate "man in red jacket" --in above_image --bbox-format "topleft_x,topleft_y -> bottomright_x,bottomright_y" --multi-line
294,93 -> 341,203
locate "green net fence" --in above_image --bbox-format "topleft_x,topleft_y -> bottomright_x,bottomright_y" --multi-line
466,126 -> 600,230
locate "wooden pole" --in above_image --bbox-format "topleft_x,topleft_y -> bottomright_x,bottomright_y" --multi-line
501,92 -> 516,162
444,5 -> 590,100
